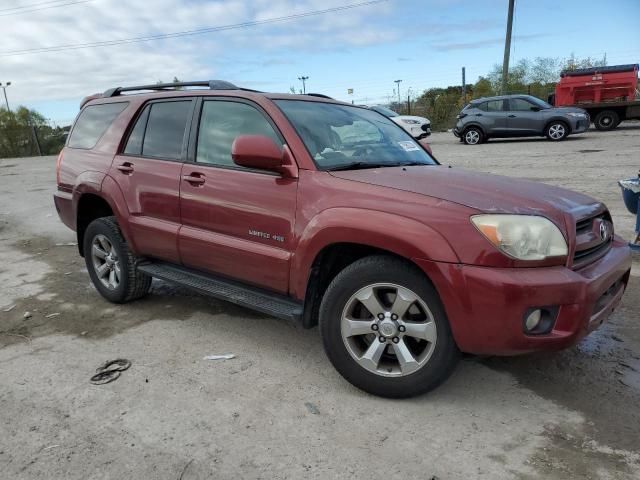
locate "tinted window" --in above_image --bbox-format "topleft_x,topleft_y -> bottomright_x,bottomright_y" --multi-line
509,98 -> 535,111
68,102 -> 128,149
142,101 -> 192,160
486,100 -> 505,112
196,101 -> 281,167
123,106 -> 150,155
473,102 -> 487,111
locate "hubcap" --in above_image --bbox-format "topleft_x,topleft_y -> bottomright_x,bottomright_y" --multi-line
340,283 -> 438,377
601,116 -> 611,125
465,130 -> 480,144
91,234 -> 121,290
549,124 -> 565,139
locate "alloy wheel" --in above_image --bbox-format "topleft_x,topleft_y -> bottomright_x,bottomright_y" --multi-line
91,234 -> 121,290
340,283 -> 438,377
548,123 -> 566,140
465,129 -> 480,144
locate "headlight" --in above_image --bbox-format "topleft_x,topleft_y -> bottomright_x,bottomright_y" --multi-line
471,215 -> 568,261
402,119 -> 421,124
567,112 -> 586,118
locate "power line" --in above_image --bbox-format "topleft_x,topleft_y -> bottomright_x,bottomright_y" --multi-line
0,0 -> 390,57
0,0 -> 95,16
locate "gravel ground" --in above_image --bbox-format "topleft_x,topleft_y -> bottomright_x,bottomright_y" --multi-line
0,124 -> 639,479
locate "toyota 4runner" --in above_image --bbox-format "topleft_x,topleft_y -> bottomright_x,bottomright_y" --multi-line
54,80 -> 632,398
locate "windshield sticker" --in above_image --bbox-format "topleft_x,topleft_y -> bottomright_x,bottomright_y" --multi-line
398,141 -> 420,152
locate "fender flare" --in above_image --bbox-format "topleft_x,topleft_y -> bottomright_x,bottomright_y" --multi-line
290,207 -> 460,299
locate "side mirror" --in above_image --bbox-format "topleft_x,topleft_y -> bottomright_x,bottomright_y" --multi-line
232,135 -> 283,170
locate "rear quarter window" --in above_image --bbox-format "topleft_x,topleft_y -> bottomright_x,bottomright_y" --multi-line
68,102 -> 128,149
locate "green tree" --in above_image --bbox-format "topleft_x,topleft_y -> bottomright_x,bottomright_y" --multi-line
0,106 -> 65,158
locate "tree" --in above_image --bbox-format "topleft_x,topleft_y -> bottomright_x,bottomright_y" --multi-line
0,106 -> 65,158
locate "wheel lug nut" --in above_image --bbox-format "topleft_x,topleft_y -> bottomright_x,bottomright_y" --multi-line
377,313 -> 384,320
392,337 -> 400,344
371,324 -> 379,331
378,336 -> 386,343
391,314 -> 398,320
398,325 -> 406,333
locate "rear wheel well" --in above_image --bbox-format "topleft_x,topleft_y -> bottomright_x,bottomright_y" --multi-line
76,194 -> 114,256
302,243 -> 423,328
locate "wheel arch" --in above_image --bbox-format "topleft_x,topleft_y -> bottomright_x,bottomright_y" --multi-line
291,208 -> 460,328
544,117 -> 570,134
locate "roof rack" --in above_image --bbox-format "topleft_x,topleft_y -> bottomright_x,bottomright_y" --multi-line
305,93 -> 334,99
103,80 -> 249,98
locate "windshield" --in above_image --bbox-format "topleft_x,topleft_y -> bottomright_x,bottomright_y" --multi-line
371,105 -> 399,117
275,100 -> 436,171
526,96 -> 553,109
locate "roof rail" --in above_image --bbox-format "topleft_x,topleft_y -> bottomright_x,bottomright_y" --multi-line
103,80 -> 241,98
305,93 -> 334,99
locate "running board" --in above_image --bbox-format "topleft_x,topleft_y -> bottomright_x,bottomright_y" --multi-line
137,261 -> 303,322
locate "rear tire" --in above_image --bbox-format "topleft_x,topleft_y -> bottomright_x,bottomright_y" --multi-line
594,110 -> 619,131
319,256 -> 459,398
84,216 -> 151,304
462,127 -> 483,145
545,121 -> 569,141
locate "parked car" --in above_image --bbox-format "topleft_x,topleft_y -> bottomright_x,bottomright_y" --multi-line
453,94 -> 590,145
370,105 -> 431,139
55,80 -> 631,398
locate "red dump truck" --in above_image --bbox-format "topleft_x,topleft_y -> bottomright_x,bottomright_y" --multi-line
549,64 -> 640,131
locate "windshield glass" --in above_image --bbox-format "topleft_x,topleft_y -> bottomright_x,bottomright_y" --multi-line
371,105 -> 399,117
526,96 -> 553,109
275,100 -> 436,171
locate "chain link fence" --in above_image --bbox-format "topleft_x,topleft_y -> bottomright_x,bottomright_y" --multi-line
0,125 -> 67,159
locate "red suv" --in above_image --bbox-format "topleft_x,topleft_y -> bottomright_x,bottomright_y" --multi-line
54,80 -> 632,398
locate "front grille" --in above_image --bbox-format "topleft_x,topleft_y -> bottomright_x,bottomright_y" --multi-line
572,211 -> 613,269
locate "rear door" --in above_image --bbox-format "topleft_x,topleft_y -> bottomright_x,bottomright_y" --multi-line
178,98 -> 298,293
476,99 -> 508,135
111,98 -> 195,263
505,97 -> 545,134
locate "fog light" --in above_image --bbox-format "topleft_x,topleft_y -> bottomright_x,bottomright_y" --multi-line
524,309 -> 542,332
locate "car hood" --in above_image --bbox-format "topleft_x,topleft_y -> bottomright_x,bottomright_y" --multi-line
548,106 -> 587,114
395,115 -> 431,124
329,166 -> 601,226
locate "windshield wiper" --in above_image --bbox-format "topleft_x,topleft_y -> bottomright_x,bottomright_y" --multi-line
326,162 -> 394,171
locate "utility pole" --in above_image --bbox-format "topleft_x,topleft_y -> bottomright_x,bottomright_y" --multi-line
394,79 -> 402,105
0,81 -> 11,110
501,0 -> 515,94
298,76 -> 309,94
461,67 -> 466,106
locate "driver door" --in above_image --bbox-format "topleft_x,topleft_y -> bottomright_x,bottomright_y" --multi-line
178,98 -> 298,293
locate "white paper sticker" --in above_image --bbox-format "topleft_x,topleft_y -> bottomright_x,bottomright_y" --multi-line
398,141 -> 420,152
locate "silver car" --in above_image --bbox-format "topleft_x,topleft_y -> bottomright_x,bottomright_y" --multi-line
370,105 -> 431,140
453,95 -> 589,145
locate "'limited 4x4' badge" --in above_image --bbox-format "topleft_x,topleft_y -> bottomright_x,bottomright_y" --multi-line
249,229 -> 285,243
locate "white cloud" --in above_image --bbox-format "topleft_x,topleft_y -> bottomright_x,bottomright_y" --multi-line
0,0 -> 394,106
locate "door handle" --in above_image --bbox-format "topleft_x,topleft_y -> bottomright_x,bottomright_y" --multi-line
116,162 -> 134,174
182,173 -> 206,186
508,114 -> 517,118
475,113 -> 483,116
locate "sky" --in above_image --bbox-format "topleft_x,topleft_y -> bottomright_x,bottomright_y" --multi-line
0,0 -> 638,126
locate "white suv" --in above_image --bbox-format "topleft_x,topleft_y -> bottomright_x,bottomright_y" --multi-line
370,105 -> 431,140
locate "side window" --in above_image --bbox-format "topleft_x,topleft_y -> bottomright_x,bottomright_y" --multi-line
474,102 -> 487,112
486,100 -> 505,112
68,102 -> 128,149
196,101 -> 282,168
123,105 -> 150,155
509,98 -> 535,111
141,101 -> 192,160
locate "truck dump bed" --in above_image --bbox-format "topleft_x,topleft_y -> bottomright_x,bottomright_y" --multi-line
556,64 -> 638,106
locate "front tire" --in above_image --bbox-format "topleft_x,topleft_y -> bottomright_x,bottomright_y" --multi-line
319,256 -> 459,398
84,216 -> 151,303
594,110 -> 619,131
462,127 -> 483,145
545,121 -> 569,141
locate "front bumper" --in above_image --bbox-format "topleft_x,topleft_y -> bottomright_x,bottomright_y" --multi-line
415,237 -> 632,355
570,114 -> 590,134
404,124 -> 431,139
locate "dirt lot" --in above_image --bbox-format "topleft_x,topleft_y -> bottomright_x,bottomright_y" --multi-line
1,124 -> 639,479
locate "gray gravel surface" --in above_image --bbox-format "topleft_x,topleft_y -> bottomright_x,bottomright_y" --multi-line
1,124 -> 639,479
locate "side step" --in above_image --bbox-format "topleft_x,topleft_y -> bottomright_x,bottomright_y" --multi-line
137,261 -> 303,322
